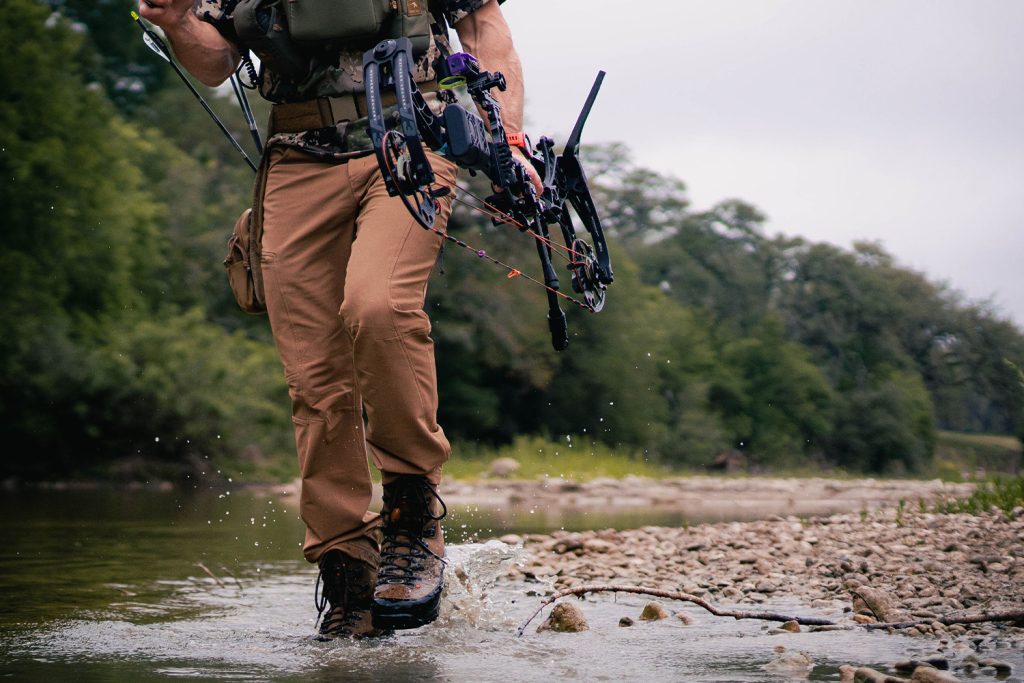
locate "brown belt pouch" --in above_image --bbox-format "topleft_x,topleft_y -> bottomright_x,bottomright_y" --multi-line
223,151 -> 271,315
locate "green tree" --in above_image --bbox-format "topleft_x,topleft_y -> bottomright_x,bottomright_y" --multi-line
544,250 -> 727,464
1,2 -> 287,479
829,370 -> 936,474
711,318 -> 835,467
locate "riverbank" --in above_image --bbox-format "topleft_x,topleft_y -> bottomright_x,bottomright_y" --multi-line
271,475 -> 979,522
496,506 -> 1024,680
442,475 -> 978,519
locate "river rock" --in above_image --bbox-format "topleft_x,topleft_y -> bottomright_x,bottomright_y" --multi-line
764,648 -> 813,677
852,586 -> 910,622
908,666 -> 959,682
537,603 -> 588,633
639,601 -> 669,621
780,620 -> 801,633
852,666 -> 905,682
976,658 -> 1012,675
894,658 -> 949,673
487,457 -> 521,478
583,538 -> 613,553
618,616 -> 634,627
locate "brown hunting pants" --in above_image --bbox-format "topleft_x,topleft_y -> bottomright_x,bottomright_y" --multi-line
260,145 -> 457,566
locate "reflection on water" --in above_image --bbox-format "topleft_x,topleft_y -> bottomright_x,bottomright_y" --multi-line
0,489 -> 1017,681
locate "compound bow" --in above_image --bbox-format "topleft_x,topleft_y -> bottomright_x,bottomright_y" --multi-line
361,38 -> 613,351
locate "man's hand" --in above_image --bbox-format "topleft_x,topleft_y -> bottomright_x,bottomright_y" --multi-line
137,0 -> 240,86
456,4 -> 541,195
137,0 -> 194,31
511,146 -> 543,195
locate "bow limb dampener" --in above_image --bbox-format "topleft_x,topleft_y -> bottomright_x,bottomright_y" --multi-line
362,38 -> 614,351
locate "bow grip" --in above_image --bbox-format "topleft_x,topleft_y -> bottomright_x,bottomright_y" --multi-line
548,308 -> 569,351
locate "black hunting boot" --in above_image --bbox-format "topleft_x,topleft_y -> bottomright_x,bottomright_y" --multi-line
372,475 -> 448,630
314,549 -> 384,640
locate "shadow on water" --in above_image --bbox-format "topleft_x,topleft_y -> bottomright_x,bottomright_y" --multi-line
0,489 -> 1017,681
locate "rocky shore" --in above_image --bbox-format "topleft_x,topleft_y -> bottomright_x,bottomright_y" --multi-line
276,474 -> 981,521
496,506 -> 1024,681
441,475 -> 977,520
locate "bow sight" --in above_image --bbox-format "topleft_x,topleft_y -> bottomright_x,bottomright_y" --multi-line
362,38 -> 613,351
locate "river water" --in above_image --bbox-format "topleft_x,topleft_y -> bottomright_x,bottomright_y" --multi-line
0,488 -> 1016,681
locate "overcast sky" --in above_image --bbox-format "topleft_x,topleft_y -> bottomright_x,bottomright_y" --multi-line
495,0 -> 1024,325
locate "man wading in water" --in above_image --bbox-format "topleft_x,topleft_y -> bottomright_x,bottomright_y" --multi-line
137,0 -> 540,637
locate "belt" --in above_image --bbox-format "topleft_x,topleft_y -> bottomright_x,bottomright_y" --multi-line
268,80 -> 438,135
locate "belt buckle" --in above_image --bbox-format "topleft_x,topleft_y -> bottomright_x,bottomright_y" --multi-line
327,95 -> 360,124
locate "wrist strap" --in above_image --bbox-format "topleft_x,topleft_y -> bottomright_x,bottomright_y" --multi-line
508,131 -> 530,152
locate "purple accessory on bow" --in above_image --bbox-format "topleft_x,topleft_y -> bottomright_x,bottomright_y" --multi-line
446,52 -> 478,77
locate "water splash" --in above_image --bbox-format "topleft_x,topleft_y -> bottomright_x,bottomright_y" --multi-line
437,540 -> 526,631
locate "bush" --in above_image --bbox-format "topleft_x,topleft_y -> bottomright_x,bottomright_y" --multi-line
829,370 -> 936,474
3,309 -> 291,480
934,474 -> 1024,516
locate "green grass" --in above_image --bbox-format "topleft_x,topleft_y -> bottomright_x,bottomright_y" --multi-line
934,430 -> 1022,480
932,474 -> 1024,516
222,430 -> 1021,485
442,435 -> 676,481
938,431 -> 1021,452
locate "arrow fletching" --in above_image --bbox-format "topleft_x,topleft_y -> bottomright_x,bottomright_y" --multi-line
142,31 -> 171,62
132,12 -> 171,62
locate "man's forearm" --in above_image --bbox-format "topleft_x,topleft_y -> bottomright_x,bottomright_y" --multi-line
455,2 -> 526,136
158,12 -> 240,86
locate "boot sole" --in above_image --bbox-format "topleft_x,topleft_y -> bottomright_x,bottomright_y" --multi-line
371,580 -> 443,630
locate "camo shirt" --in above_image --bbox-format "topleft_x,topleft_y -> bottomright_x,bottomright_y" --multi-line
195,0 -> 503,159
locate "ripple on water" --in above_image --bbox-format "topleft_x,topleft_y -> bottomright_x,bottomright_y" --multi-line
2,542 -> 1019,682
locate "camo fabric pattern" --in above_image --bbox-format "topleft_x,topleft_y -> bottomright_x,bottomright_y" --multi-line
194,0 -> 500,159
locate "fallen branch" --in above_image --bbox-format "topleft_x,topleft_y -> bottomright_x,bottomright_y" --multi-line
864,610 -> 1024,631
218,563 -> 245,593
516,584 -> 836,636
516,583 -> 1024,637
195,562 -> 226,588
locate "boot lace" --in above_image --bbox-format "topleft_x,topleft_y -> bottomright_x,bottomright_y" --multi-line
314,556 -> 367,635
378,478 -> 448,587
